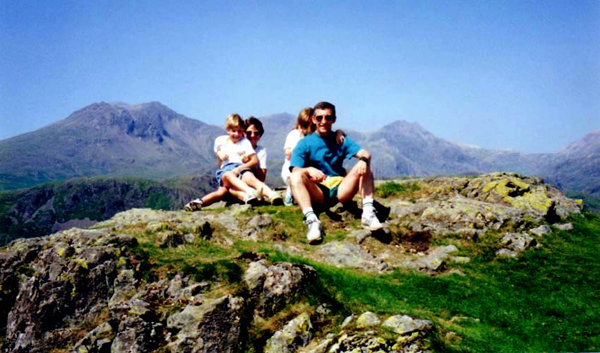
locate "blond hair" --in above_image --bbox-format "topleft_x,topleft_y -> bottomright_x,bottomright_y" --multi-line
225,113 -> 245,130
295,107 -> 315,136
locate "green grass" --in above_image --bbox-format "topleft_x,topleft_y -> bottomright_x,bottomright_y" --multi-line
269,212 -> 600,352
375,181 -> 420,199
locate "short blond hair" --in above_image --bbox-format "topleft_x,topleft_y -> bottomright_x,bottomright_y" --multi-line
225,113 -> 245,130
295,107 -> 315,135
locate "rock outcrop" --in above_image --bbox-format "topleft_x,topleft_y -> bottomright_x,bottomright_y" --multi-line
0,173 -> 583,352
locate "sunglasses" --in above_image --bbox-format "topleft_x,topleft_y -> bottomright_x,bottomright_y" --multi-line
246,131 -> 261,137
315,115 -> 334,122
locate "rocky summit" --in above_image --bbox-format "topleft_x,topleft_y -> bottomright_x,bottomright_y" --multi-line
0,173 -> 585,352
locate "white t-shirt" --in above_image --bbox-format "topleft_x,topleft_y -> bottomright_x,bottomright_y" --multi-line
284,129 -> 304,151
214,135 -> 255,168
281,129 -> 304,181
254,145 -> 267,170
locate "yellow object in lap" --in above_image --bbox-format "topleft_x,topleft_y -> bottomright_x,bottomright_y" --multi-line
320,176 -> 344,189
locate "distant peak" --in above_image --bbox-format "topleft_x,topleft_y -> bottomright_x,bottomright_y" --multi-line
109,101 -> 168,111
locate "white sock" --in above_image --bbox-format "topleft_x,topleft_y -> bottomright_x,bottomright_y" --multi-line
363,201 -> 375,216
303,208 -> 318,222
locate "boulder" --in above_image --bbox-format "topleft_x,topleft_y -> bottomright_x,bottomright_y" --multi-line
316,241 -> 389,273
500,233 -> 537,252
166,295 -> 246,353
403,245 -> 459,272
356,311 -> 381,328
530,225 -> 552,236
244,261 -> 315,317
265,312 -> 313,353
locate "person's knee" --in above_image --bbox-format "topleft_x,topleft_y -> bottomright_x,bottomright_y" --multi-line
289,170 -> 306,187
222,171 -> 236,180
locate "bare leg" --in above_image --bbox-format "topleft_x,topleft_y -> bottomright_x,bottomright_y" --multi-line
337,163 -> 375,204
229,188 -> 246,202
241,172 -> 275,198
221,171 -> 254,194
201,186 -> 228,207
289,170 -> 325,210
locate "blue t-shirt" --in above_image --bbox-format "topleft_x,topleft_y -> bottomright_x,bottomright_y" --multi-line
290,132 -> 362,177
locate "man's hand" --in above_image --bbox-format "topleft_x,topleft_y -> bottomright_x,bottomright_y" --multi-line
335,129 -> 346,145
217,151 -> 229,161
241,153 -> 250,163
354,159 -> 368,177
306,167 -> 326,182
284,148 -> 292,161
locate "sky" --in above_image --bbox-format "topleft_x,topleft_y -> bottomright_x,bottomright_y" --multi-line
1,0 -> 599,153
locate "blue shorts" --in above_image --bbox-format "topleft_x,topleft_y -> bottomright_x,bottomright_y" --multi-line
215,163 -> 250,186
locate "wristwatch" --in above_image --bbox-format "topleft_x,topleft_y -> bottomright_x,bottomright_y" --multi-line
359,157 -> 370,165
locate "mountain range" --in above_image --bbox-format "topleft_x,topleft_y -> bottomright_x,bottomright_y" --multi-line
1,101 -> 598,196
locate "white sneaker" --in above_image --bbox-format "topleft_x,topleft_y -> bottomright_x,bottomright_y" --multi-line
305,218 -> 324,244
361,212 -> 383,231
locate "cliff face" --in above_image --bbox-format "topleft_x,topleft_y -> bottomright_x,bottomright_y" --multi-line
0,173 -> 586,352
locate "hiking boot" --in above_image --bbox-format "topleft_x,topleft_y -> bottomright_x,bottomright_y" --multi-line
184,199 -> 203,212
305,218 -> 324,244
361,212 -> 383,231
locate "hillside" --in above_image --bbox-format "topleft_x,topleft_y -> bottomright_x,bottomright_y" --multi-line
1,173 -> 598,352
0,174 -> 215,246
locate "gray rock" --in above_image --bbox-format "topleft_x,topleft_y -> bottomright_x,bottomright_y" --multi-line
382,315 -> 433,335
530,225 -> 552,236
356,311 -> 381,328
317,241 -> 389,273
156,230 -> 185,248
248,214 -> 273,228
72,322 -> 115,353
244,261 -> 315,317
555,223 -> 573,231
496,249 -> 518,258
340,315 -> 355,329
166,295 -> 246,353
184,233 -> 196,243
347,229 -> 371,243
406,245 -> 459,272
500,233 -> 537,252
265,312 -> 313,353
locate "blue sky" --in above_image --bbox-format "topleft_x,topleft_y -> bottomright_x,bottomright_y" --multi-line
1,0 -> 599,153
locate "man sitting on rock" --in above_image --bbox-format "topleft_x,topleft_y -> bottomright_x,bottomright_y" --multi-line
289,101 -> 383,244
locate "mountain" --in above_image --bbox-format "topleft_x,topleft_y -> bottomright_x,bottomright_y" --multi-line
544,130 -> 600,195
1,101 -> 598,197
0,102 -> 223,190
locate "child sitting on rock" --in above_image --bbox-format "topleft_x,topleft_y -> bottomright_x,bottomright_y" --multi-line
185,114 -> 260,211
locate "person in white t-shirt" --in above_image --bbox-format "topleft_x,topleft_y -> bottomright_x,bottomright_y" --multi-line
236,117 -> 282,205
185,114 -> 260,211
281,107 -> 346,205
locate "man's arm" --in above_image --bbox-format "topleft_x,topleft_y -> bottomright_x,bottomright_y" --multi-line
232,154 -> 258,175
291,166 -> 326,182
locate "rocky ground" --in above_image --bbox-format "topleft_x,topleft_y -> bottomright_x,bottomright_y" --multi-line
0,173 -> 583,352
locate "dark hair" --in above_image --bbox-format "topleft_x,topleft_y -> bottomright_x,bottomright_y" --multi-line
245,116 -> 264,136
313,101 -> 336,117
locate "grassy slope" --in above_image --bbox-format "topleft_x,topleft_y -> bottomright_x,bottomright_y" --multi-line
119,191 -> 600,352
